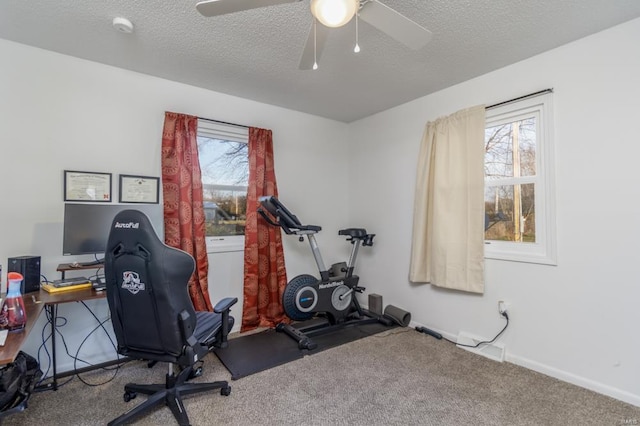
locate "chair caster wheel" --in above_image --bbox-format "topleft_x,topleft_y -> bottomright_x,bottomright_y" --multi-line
189,366 -> 203,379
221,386 -> 231,396
123,391 -> 137,402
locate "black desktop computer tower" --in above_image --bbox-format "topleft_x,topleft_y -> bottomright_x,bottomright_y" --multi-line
7,256 -> 41,294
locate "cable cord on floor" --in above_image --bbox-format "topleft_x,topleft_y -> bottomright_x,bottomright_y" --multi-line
36,312 -> 74,388
415,312 -> 509,348
73,301 -> 123,386
36,300 -> 125,388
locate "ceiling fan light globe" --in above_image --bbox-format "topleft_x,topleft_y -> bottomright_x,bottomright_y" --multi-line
310,0 -> 358,28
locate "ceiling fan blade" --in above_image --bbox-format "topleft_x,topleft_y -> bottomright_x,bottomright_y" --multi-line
196,0 -> 300,17
359,0 -> 432,50
298,21 -> 329,70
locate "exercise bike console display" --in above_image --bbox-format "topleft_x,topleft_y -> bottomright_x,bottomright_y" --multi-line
258,196 -> 392,349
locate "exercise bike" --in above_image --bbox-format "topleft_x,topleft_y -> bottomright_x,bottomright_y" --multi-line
258,196 -> 392,350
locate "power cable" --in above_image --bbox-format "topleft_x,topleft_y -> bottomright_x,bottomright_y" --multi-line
415,312 -> 509,348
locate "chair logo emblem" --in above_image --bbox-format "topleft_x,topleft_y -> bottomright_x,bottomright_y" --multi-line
114,221 -> 139,229
121,271 -> 145,294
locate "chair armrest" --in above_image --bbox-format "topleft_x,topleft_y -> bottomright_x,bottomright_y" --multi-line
213,297 -> 238,314
213,297 -> 237,349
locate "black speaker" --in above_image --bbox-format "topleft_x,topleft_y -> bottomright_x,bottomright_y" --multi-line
7,256 -> 41,293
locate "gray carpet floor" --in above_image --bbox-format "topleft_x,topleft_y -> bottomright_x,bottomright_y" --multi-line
4,328 -> 639,425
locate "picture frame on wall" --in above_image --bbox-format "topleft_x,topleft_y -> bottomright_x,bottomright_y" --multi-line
119,175 -> 160,204
64,170 -> 112,202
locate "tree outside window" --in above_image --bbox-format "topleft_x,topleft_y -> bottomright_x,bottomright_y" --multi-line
483,93 -> 556,265
484,118 -> 536,243
197,121 -> 249,252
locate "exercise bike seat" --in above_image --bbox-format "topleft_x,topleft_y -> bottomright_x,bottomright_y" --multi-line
339,228 -> 367,238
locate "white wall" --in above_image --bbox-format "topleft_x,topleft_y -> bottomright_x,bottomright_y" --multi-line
2,17 -> 639,408
0,38 -> 350,372
347,18 -> 640,406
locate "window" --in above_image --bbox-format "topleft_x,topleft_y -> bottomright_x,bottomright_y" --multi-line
484,93 -> 556,265
197,121 -> 249,253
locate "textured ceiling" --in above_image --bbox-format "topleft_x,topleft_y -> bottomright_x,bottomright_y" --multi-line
1,1 -> 640,122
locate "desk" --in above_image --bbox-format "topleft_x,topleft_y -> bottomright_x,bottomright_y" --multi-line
39,287 -> 110,390
0,296 -> 45,365
0,297 -> 45,419
0,287 -> 113,391
56,262 -> 104,280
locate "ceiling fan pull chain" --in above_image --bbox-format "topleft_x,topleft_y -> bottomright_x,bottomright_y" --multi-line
196,0 -> 433,72
354,7 -> 361,53
313,18 -> 319,70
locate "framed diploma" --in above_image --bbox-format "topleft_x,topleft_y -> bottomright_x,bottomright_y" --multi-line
119,175 -> 160,204
64,170 -> 112,202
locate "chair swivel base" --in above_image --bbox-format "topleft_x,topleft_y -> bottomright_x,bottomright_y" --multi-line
108,366 -> 231,426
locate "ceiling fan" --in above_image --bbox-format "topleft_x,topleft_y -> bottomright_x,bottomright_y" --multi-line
196,0 -> 432,70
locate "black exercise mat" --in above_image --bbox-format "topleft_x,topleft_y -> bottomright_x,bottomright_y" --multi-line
214,320 -> 394,380
213,328 -> 303,380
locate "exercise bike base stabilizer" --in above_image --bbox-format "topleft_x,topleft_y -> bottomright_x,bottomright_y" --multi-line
258,196 -> 393,350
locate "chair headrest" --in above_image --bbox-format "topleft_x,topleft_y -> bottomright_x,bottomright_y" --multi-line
107,209 -> 163,251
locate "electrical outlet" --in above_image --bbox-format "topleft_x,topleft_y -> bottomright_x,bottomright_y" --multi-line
498,300 -> 508,315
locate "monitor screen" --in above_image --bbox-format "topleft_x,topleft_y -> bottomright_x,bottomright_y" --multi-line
63,203 -> 164,256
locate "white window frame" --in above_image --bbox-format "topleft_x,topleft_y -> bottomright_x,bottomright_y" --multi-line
484,93 -> 557,265
197,120 -> 249,254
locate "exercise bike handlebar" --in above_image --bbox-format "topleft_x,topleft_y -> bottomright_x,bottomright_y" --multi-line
258,195 -> 322,235
363,234 -> 375,247
259,196 -> 375,244
338,229 -> 375,246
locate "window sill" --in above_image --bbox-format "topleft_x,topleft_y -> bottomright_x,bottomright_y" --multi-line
206,237 -> 245,254
484,241 -> 557,266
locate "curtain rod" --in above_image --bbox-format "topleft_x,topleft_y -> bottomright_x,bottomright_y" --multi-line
197,116 -> 250,129
486,88 -> 553,110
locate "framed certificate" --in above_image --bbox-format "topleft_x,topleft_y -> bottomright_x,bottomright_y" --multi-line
64,170 -> 112,202
119,175 -> 160,204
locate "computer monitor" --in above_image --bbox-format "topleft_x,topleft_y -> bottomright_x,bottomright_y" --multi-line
62,203 -> 164,257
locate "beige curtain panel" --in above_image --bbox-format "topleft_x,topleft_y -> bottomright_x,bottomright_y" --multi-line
409,105 -> 486,294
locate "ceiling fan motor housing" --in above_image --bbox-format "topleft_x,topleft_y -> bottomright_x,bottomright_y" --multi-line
310,0 -> 359,28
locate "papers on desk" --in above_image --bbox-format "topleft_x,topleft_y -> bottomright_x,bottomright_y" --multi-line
0,329 -> 8,346
41,282 -> 92,293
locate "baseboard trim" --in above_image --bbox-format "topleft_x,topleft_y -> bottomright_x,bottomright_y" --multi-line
506,353 -> 640,408
410,321 -> 640,408
456,331 -> 505,362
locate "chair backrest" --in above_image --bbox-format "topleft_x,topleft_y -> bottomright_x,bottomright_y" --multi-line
104,209 -> 197,362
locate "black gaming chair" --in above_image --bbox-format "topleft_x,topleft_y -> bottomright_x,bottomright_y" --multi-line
104,209 -> 237,426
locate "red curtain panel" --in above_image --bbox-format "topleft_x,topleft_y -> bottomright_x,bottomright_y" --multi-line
241,127 -> 289,331
161,112 -> 213,312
